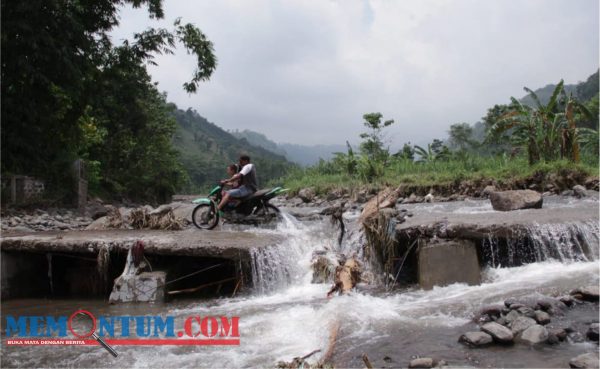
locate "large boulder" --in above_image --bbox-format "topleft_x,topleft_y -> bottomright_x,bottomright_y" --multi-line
298,188 -> 316,203
408,358 -> 433,368
87,202 -> 109,220
510,316 -> 536,335
518,324 -> 548,345
459,331 -> 493,347
569,353 -> 599,368
481,322 -> 514,343
490,190 -> 543,211
571,286 -> 599,302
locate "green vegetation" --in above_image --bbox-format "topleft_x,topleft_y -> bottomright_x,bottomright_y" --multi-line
2,0 -> 216,203
281,72 -> 599,195
283,156 -> 597,195
172,109 -> 292,193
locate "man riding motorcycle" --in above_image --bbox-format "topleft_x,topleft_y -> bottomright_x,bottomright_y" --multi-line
217,155 -> 257,212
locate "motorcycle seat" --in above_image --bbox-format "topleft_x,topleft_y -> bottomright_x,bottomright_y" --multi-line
242,189 -> 270,200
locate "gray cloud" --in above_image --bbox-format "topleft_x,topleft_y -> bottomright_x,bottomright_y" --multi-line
111,0 -> 599,148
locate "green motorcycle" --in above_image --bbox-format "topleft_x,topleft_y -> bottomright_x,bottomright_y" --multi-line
191,184 -> 288,230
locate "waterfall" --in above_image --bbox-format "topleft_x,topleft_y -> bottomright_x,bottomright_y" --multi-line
250,213 -> 328,293
482,220 -> 599,267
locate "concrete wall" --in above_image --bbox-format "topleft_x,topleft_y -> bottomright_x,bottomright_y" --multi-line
418,239 -> 481,290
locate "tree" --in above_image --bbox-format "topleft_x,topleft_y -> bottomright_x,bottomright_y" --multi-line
359,113 -> 395,162
393,143 -> 415,161
448,123 -> 475,151
489,80 -> 590,165
358,113 -> 394,181
1,0 -> 217,201
414,140 -> 450,163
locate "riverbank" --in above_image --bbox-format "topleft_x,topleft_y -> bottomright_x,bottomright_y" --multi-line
281,158 -> 599,199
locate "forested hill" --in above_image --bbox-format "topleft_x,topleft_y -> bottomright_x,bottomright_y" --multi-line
231,129 -> 346,166
172,108 -> 292,192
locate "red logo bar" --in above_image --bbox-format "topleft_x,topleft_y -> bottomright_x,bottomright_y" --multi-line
4,339 -> 240,346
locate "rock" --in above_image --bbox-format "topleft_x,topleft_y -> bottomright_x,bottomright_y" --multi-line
547,328 -> 567,341
459,331 -> 493,347
489,190 -> 543,211
495,317 -> 507,326
477,304 -> 504,321
571,286 -> 599,302
148,204 -> 172,216
573,185 -> 587,198
409,357 -> 433,368
534,310 -> 551,325
536,296 -> 567,315
504,310 -> 521,324
569,353 -> 599,369
568,331 -> 585,343
402,193 -> 418,204
560,295 -> 575,306
546,333 -> 560,345
424,193 -> 434,203
171,203 -> 196,223
298,188 -> 316,203
85,216 -> 109,230
481,322 -> 513,343
518,324 -> 548,345
326,188 -> 345,201
516,306 -> 536,318
510,316 -> 536,335
6,225 -> 34,233
587,323 -> 599,341
87,203 -> 109,220
482,185 -> 496,198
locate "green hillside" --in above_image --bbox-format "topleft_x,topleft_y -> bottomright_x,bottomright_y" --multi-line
172,107 -> 292,193
520,70 -> 598,106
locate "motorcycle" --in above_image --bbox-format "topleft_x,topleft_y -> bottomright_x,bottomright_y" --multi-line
191,184 -> 287,230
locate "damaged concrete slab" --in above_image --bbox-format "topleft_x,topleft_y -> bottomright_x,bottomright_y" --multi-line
1,229 -> 283,300
0,229 -> 282,260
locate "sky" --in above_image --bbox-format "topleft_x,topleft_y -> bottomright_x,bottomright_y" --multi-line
111,0 -> 599,148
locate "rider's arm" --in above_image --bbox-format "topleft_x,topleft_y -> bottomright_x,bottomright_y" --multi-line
222,173 -> 242,185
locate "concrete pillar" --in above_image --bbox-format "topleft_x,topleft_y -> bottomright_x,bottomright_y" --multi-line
418,239 -> 481,290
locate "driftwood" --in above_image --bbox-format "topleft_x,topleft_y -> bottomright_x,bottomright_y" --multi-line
326,256 -> 362,297
362,354 -> 373,369
359,188 -> 400,224
277,349 -> 322,369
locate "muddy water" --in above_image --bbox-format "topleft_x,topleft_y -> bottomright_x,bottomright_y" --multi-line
2,206 -> 599,368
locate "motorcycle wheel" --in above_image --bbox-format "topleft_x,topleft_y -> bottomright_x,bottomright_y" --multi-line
192,203 -> 219,230
264,203 -> 280,214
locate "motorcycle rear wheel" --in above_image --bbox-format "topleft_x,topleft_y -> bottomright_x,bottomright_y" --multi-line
192,203 -> 219,230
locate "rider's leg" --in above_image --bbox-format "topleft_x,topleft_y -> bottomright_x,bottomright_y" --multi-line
218,192 -> 231,210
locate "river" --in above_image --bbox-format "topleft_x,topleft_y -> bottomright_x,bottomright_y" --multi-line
1,198 -> 599,368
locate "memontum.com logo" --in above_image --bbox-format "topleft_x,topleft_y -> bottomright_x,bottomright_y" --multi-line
4,310 -> 240,356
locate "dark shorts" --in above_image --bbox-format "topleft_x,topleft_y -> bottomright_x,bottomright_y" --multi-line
227,185 -> 254,198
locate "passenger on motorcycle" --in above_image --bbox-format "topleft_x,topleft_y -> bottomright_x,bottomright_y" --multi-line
217,155 -> 258,211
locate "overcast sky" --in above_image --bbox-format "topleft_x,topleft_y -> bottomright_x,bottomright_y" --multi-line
111,0 -> 599,148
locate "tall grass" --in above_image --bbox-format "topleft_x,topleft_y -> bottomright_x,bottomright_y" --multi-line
278,154 -> 598,195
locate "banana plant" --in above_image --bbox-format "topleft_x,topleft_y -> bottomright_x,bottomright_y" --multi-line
489,80 -> 590,164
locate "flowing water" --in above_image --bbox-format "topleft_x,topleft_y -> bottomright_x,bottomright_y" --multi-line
1,200 -> 599,368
